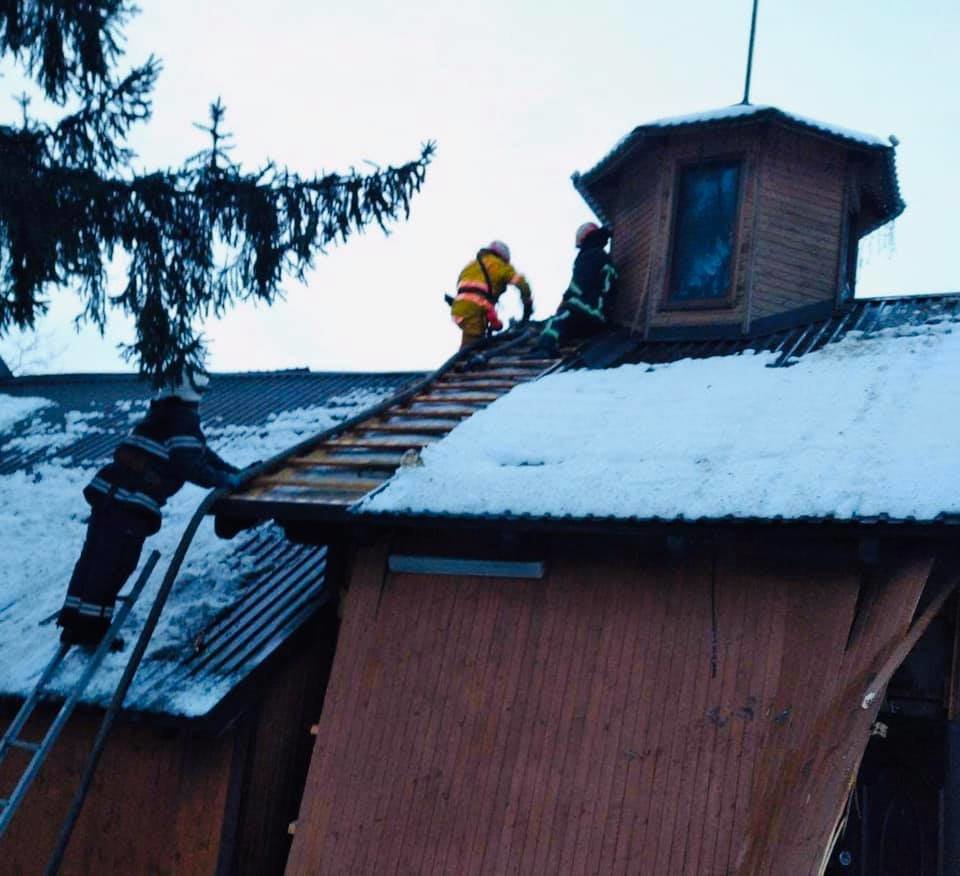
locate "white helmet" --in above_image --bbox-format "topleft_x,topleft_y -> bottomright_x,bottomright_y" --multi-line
487,240 -> 511,262
575,222 -> 609,248
157,369 -> 211,403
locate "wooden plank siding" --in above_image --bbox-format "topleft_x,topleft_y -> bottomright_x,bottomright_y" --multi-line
0,710 -> 233,876
750,127 -> 846,322
286,538 -> 935,875
0,609 -> 338,876
604,121 -> 851,339
609,151 -> 660,330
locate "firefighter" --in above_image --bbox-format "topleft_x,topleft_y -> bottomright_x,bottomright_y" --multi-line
57,369 -> 243,647
450,240 -> 533,348
534,222 -> 618,355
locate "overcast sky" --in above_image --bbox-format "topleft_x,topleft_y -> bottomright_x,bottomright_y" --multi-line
1,0 -> 958,375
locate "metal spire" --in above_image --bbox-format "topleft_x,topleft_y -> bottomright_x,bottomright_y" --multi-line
741,0 -> 760,105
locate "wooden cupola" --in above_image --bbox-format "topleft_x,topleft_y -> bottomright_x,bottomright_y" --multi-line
573,105 -> 903,339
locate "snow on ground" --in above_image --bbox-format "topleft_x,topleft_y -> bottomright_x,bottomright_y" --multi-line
0,387 -> 390,717
362,324 -> 960,523
0,392 -> 51,433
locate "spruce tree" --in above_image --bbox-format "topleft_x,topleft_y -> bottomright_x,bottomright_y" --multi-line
0,2 -> 434,384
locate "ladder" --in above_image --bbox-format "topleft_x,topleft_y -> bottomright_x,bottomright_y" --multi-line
0,550 -> 160,839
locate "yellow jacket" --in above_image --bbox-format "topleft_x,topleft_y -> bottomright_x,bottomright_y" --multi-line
457,250 -> 532,309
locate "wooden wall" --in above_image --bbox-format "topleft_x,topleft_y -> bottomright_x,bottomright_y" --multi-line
608,149 -> 660,331
227,605 -> 342,876
0,607 -> 339,876
287,537 -> 935,875
605,122 -> 849,338
0,710 -> 234,876
749,126 -> 847,324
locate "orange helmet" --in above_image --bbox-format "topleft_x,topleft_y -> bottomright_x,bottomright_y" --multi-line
487,240 -> 511,262
575,222 -> 608,248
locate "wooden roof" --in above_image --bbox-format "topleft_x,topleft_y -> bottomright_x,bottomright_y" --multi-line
216,330 -> 576,523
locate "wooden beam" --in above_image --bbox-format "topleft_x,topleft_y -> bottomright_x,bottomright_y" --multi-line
392,408 -> 474,419
435,380 -> 521,390
360,421 -> 457,436
861,564 -> 960,709
288,453 -> 404,471
322,436 -> 438,450
413,393 -> 498,404
256,474 -> 385,492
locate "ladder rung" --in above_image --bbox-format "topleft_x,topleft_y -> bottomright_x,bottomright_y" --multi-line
7,739 -> 40,753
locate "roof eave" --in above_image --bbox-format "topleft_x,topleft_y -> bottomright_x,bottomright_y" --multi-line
573,107 -> 903,232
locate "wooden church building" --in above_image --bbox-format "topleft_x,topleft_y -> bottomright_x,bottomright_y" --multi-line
2,103 -> 957,876
209,104 -> 960,875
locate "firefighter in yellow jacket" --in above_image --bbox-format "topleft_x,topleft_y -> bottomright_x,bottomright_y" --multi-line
451,240 -> 533,348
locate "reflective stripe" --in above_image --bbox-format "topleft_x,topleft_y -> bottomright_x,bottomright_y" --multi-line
457,281 -> 490,295
567,295 -> 605,321
453,292 -> 502,330
599,263 -> 617,311
77,601 -> 113,619
120,434 -> 169,460
63,596 -> 81,608
166,435 -> 204,451
88,477 -> 162,516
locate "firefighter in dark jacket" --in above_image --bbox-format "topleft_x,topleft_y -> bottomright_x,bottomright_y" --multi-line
57,370 -> 242,647
535,222 -> 618,355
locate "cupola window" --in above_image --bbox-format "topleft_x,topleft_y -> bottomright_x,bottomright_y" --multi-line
666,159 -> 742,306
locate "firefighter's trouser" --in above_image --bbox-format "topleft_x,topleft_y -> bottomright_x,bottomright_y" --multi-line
58,501 -> 151,644
451,297 -> 489,349
536,303 -> 605,354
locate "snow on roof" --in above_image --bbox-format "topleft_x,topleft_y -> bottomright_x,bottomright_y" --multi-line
360,323 -> 960,524
0,393 -> 50,433
573,104 -> 900,230
635,104 -> 890,148
0,378 -> 401,718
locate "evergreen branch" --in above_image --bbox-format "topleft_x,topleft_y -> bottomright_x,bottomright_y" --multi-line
0,6 -> 436,385
1,0 -> 133,102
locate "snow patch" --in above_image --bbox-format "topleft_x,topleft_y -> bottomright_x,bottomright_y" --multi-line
361,325 -> 960,522
0,386 -> 391,717
638,104 -> 889,148
0,393 -> 52,433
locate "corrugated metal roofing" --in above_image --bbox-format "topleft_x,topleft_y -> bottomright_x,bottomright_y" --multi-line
0,369 -> 420,718
0,369 -> 419,475
355,293 -> 960,529
133,529 -> 330,715
613,293 -> 960,369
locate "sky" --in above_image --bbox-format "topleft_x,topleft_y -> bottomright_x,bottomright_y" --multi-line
1,0 -> 958,375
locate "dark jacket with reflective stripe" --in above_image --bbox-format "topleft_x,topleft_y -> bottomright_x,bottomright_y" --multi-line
563,240 -> 618,322
84,397 -> 238,533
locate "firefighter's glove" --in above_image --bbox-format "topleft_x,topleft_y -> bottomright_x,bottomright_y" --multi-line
224,472 -> 245,491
